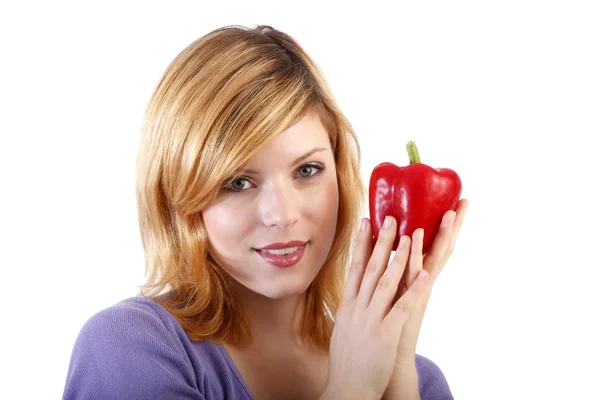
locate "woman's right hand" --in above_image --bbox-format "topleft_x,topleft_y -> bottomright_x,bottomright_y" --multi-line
322,215 -> 430,400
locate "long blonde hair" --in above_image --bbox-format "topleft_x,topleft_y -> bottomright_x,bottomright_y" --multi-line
136,25 -> 366,351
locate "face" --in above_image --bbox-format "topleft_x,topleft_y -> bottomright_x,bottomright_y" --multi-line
201,113 -> 339,300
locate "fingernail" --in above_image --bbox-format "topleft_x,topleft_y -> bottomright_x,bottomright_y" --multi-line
383,216 -> 392,229
398,235 -> 408,249
444,211 -> 456,227
360,218 -> 368,232
417,270 -> 429,280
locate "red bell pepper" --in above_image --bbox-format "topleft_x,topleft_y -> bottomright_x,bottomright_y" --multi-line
368,141 -> 462,253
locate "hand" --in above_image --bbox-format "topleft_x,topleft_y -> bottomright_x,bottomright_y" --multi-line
323,215 -> 429,400
383,199 -> 469,398
396,198 -> 469,358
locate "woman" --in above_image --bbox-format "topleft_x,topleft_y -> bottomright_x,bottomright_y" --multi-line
63,24 -> 468,400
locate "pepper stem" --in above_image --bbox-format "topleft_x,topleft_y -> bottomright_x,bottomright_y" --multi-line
406,141 -> 421,164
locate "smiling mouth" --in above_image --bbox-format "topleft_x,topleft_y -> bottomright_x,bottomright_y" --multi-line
259,246 -> 302,255
253,243 -> 308,268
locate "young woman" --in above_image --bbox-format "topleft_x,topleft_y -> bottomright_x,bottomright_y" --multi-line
63,24 -> 468,400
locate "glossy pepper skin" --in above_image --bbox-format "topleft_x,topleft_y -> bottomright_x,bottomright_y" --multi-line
369,141 -> 462,253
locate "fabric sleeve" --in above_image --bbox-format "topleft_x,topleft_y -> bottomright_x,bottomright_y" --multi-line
416,354 -> 455,400
62,301 -> 205,400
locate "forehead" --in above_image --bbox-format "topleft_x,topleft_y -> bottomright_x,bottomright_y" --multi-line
249,113 -> 332,162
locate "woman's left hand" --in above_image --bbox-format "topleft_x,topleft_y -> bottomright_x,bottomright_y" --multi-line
383,198 -> 469,398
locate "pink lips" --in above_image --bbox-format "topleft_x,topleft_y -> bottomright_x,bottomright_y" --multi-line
259,240 -> 307,250
255,241 -> 307,268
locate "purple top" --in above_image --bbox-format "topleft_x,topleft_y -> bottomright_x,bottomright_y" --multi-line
63,297 -> 454,399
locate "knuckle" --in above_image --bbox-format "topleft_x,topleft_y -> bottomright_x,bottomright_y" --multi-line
395,299 -> 408,313
377,277 -> 390,290
365,322 -> 380,338
348,261 -> 362,274
378,229 -> 394,242
393,248 -> 407,261
365,320 -> 382,337
364,261 -> 378,275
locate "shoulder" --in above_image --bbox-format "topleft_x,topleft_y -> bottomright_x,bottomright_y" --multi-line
416,353 -> 454,400
76,296 -> 171,329
63,296 -> 207,400
77,296 -> 184,341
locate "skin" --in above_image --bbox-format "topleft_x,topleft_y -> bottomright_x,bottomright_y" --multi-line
382,199 -> 469,399
201,112 -> 338,398
201,111 -> 470,399
327,202 -> 468,400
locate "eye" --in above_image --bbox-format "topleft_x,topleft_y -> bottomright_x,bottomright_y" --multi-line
225,177 -> 252,192
297,163 -> 324,178
222,163 -> 324,194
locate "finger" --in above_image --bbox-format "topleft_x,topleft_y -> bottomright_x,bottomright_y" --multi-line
446,199 -> 469,258
395,265 -> 409,303
407,228 -> 424,287
382,269 -> 430,337
423,210 -> 455,279
367,234 -> 411,321
394,228 -> 423,302
342,218 -> 375,302
357,216 -> 398,307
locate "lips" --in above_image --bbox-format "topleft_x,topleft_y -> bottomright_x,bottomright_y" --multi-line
259,240 -> 307,250
255,241 -> 308,268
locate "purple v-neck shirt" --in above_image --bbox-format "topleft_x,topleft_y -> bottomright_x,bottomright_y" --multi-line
63,297 -> 454,399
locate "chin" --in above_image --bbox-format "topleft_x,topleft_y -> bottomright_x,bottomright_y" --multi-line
253,280 -> 312,300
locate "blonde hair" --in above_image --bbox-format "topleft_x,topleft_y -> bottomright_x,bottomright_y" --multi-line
136,25 -> 366,351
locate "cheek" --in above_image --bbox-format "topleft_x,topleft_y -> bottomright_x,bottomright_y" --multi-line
202,203 -> 253,250
308,176 -> 339,226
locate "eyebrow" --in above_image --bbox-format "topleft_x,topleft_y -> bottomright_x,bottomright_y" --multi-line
244,147 -> 328,175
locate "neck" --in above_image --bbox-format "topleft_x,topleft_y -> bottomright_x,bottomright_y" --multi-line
228,278 -> 308,350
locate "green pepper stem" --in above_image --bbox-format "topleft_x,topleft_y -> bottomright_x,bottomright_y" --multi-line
406,141 -> 421,164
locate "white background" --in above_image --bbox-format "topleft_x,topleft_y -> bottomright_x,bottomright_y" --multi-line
1,1 -> 599,399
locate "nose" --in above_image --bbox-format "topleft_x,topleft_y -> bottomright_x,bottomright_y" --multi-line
259,179 -> 301,229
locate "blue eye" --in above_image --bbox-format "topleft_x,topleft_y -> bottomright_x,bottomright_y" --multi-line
222,163 -> 325,193
229,178 -> 251,191
222,176 -> 253,193
297,163 -> 323,178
